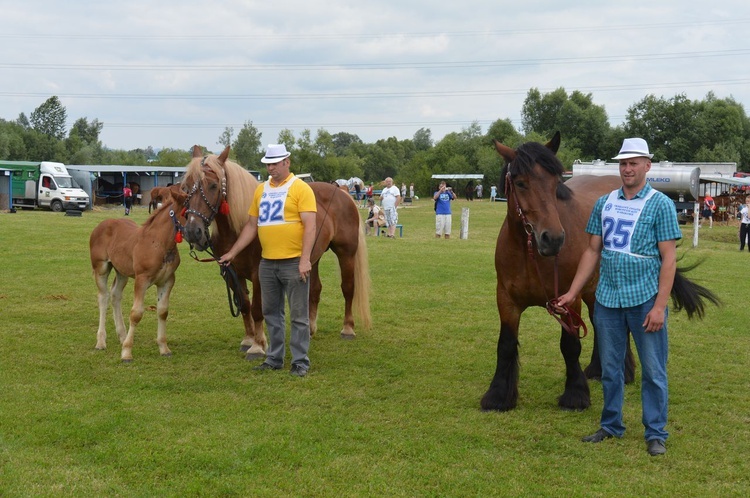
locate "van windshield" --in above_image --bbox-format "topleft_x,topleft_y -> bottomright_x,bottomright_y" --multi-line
55,177 -> 77,188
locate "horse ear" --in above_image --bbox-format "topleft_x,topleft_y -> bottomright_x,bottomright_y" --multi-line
493,140 -> 517,163
545,132 -> 561,154
168,183 -> 188,205
192,145 -> 203,158
218,146 -> 230,164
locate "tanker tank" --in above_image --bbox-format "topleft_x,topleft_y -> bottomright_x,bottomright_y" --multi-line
572,160 -> 700,200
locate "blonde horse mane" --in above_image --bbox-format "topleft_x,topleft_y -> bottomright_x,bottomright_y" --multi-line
184,148 -> 258,236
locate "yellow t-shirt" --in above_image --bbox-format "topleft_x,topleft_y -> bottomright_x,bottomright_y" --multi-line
249,174 -> 317,259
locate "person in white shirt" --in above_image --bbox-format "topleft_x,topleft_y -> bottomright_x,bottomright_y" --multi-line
380,177 -> 401,238
739,197 -> 750,251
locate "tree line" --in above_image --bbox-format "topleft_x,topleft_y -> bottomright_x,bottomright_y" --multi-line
1,90 -> 749,197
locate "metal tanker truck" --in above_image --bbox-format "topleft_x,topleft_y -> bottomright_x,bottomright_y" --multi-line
572,160 -> 701,200
2,160 -> 90,211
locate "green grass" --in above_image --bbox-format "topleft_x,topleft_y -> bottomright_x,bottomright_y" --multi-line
1,200 -> 749,497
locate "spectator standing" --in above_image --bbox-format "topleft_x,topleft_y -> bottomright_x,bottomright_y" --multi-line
123,184 -> 133,215
409,183 -> 415,199
701,195 -> 716,228
740,197 -> 750,251
476,183 -> 483,200
401,183 -> 407,199
433,181 -> 456,239
354,182 -> 363,207
380,177 -> 401,238
490,185 -> 497,202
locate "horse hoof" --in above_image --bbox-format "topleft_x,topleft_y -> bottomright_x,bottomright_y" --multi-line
161,352 -> 172,357
95,346 -> 106,351
239,344 -> 251,353
340,333 -> 356,340
121,358 -> 133,364
245,351 -> 265,361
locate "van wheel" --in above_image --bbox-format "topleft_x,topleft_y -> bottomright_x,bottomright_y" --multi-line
51,200 -> 63,212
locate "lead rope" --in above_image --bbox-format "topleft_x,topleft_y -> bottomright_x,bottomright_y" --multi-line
189,242 -> 247,318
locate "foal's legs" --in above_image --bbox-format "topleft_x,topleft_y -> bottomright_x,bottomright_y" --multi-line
153,275 -> 174,358
110,272 -> 129,345
93,263 -> 112,350
121,275 -> 150,362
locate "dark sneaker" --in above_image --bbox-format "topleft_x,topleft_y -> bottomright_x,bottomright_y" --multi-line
647,439 -> 666,456
581,428 -> 614,443
253,362 -> 281,371
290,364 -> 308,377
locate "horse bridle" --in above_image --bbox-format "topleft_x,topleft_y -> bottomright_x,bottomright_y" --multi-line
505,169 -> 588,339
183,156 -> 227,230
182,157 -> 246,317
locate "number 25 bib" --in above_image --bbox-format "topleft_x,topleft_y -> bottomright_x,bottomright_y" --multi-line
601,188 -> 657,255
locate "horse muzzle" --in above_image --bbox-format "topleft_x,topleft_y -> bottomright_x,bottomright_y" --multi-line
536,229 -> 565,257
183,220 -> 211,251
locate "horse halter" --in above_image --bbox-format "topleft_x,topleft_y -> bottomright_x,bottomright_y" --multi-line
504,167 -> 588,339
183,156 -> 227,229
505,169 -> 535,238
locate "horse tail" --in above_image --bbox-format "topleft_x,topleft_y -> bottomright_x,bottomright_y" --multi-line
671,262 -> 721,319
352,217 -> 372,330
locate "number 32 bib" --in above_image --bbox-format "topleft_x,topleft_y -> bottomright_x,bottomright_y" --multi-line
258,177 -> 298,226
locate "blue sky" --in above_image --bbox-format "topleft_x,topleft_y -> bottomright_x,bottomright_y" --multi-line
2,1 -> 749,152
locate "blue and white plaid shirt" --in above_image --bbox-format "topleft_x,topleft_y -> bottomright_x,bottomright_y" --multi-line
586,183 -> 682,308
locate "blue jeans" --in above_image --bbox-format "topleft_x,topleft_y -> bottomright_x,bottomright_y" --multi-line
593,296 -> 669,442
259,258 -> 311,369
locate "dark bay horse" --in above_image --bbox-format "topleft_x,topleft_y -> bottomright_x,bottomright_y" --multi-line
481,133 -> 719,412
181,146 -> 371,360
90,185 -> 187,362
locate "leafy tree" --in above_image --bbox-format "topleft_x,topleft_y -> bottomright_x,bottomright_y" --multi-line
624,94 -> 697,161
30,96 -> 67,140
0,120 -> 28,159
332,132 -> 363,156
69,117 -> 103,145
16,113 -> 30,129
521,88 -> 610,159
152,148 -> 191,166
314,128 -> 334,157
485,118 -> 522,147
232,121 -> 262,168
413,128 -> 433,151
277,129 -> 296,153
218,126 -> 234,148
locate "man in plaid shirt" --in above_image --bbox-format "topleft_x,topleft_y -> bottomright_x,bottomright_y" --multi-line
555,138 -> 681,457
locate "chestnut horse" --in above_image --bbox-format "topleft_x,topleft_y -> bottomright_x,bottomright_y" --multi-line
148,186 -> 170,214
481,133 -> 719,412
90,185 -> 187,362
181,146 -> 371,360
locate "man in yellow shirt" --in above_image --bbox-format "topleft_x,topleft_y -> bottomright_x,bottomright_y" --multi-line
219,144 -> 317,377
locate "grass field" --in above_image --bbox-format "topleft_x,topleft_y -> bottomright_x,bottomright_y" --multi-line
1,199 -> 749,497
